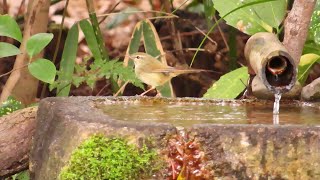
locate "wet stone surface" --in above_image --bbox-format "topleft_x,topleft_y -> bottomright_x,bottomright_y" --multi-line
301,77 -> 320,101
30,96 -> 320,179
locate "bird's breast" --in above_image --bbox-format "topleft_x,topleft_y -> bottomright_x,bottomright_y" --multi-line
136,68 -> 171,87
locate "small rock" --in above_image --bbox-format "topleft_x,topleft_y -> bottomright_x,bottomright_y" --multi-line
301,77 -> 320,101
252,76 -> 302,99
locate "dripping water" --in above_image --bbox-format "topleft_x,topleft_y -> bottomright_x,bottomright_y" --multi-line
273,90 -> 282,125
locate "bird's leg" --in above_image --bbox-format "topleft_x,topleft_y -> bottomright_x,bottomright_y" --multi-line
155,89 -> 162,97
140,87 -> 156,96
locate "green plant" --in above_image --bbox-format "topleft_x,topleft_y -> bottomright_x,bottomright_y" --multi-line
49,19 -> 143,96
303,1 -> 320,55
307,0 -> 320,48
0,14 -> 142,97
8,170 -> 30,180
59,135 -> 159,180
69,58 -> 143,90
0,15 -> 56,84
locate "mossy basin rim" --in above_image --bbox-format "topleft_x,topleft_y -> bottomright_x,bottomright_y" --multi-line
94,96 -> 320,126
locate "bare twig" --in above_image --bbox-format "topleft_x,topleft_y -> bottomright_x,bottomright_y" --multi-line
0,64 -> 29,78
52,0 -> 69,64
0,0 -> 33,104
95,10 -> 179,19
96,82 -> 110,96
171,0 -> 190,14
113,81 -> 129,97
192,24 -> 215,43
17,0 -> 26,16
160,30 -> 210,41
213,16 -> 229,51
3,0 -> 8,14
163,0 -> 184,63
98,0 -> 122,25
40,0 -> 70,99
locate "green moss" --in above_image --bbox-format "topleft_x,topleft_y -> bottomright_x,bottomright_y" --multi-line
59,134 -> 159,180
0,96 -> 23,117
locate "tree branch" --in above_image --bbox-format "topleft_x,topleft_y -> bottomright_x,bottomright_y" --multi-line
283,0 -> 316,64
0,107 -> 38,177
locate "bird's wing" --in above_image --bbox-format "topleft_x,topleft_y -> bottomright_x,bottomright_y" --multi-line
149,67 -> 176,73
142,59 -> 171,73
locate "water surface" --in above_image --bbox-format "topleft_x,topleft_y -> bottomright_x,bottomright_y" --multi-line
96,99 -> 320,127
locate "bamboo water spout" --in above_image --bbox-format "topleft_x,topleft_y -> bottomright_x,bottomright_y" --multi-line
245,32 -> 297,93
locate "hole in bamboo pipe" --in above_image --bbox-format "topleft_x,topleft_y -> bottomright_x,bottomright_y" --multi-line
267,56 -> 287,75
265,56 -> 293,87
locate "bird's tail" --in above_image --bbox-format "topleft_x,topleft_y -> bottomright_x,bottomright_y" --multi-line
151,68 -> 219,77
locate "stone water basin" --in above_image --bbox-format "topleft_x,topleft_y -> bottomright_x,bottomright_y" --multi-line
30,97 -> 320,179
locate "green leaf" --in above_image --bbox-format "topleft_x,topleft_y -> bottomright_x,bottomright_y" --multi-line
28,58 -> 56,84
79,20 -> 102,63
128,22 -> 143,55
0,96 -> 23,117
11,170 -> 30,180
214,0 -> 284,35
56,23 -> 79,96
297,54 -> 320,85
186,2 -> 204,14
309,0 -> 320,45
204,67 -> 249,99
142,20 -> 162,59
204,0 -> 216,27
26,33 -> 53,57
0,15 -> 22,42
100,60 -> 144,89
124,21 -> 143,67
0,42 -> 21,58
88,11 -> 109,60
303,40 -> 320,55
157,82 -> 172,97
86,74 -> 96,89
251,0 -> 286,29
72,76 -> 85,88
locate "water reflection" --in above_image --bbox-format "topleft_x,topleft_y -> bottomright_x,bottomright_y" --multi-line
273,114 -> 279,125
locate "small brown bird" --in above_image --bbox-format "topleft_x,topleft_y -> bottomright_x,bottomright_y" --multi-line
129,52 -> 211,95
